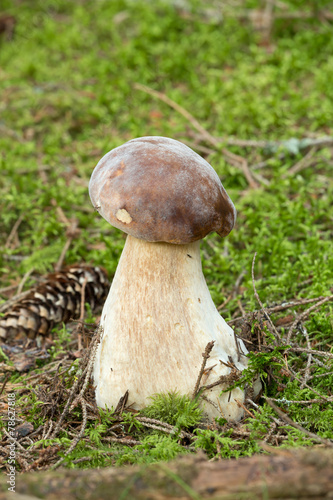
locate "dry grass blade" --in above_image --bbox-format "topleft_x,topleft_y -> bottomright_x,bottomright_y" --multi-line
284,147 -> 317,177
289,347 -> 333,359
227,295 -> 332,326
54,219 -> 80,272
265,397 -> 333,448
69,326 -> 102,411
5,213 -> 24,249
134,83 -> 259,189
52,397 -> 88,470
251,252 -> 281,343
134,83 -> 220,148
16,268 -> 35,295
298,324 -> 312,389
285,294 -> 333,345
49,327 -> 101,439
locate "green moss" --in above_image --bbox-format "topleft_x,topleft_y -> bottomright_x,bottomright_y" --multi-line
1,0 -> 333,468
142,392 -> 203,428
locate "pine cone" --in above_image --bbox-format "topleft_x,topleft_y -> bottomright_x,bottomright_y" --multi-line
0,265 -> 109,344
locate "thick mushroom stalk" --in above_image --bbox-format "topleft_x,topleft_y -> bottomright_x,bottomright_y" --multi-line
94,235 -> 251,421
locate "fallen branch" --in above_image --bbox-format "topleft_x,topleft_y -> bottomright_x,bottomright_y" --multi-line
2,448 -> 333,500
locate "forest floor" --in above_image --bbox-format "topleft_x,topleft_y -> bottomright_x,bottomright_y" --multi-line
0,0 -> 332,490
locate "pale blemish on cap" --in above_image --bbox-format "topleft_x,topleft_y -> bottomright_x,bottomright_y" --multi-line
116,209 -> 132,224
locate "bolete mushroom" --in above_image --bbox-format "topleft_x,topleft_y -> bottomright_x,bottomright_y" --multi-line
89,136 -> 260,421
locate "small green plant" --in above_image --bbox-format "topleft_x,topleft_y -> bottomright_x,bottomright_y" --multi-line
116,434 -> 189,465
194,428 -> 261,459
142,392 -> 203,428
48,323 -> 72,359
121,412 -> 144,433
0,345 -> 9,363
87,424 -> 109,446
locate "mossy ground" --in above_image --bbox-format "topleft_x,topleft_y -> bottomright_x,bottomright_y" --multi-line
0,0 -> 332,472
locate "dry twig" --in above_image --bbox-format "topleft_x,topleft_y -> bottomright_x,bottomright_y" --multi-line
251,252 -> 281,343
136,417 -> 193,440
285,294 -> 333,345
52,397 -> 88,470
192,341 -> 215,398
5,213 -> 24,249
54,219 -> 80,271
201,367 -> 241,393
265,397 -> 333,448
16,268 -> 35,295
285,147 -> 317,177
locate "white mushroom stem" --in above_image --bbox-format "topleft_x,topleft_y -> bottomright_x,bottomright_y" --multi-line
94,234 -> 257,421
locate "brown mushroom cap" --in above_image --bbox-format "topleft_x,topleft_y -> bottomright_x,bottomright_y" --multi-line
89,136 -> 236,244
